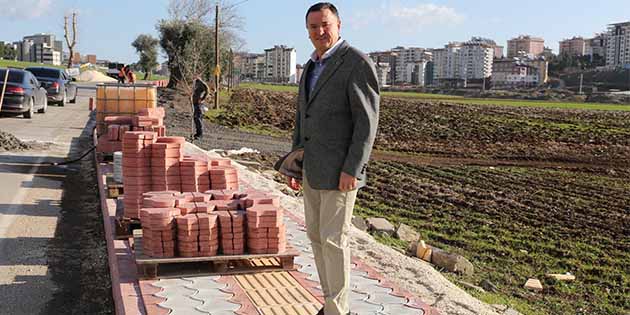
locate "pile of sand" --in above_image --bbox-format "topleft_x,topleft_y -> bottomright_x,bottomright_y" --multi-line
76,70 -> 117,82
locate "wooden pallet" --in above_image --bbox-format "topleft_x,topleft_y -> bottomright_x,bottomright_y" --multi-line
133,230 -> 299,279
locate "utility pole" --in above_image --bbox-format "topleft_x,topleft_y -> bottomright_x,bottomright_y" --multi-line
214,4 -> 220,109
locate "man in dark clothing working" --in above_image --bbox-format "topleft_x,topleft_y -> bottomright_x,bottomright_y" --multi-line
192,76 -> 210,139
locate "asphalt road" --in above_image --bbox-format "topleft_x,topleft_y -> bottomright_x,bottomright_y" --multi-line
0,84 -> 96,314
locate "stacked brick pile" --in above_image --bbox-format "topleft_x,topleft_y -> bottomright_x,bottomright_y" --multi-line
97,108 -> 165,154
139,207 -> 178,258
180,156 -> 210,193
151,137 -> 185,192
176,213 -> 220,257
246,203 -> 286,254
209,158 -> 238,190
217,211 -> 246,255
122,131 -> 156,218
135,108 -> 166,136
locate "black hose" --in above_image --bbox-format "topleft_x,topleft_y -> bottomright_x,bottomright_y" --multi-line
46,145 -> 97,166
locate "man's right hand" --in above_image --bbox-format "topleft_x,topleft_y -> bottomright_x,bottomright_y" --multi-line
286,176 -> 301,191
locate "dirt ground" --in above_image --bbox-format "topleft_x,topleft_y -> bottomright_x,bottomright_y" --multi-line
43,130 -> 113,314
159,86 -> 630,315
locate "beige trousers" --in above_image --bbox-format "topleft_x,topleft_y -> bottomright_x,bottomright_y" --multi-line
303,174 -> 358,315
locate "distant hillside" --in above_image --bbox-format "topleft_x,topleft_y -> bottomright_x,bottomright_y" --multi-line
561,69 -> 630,91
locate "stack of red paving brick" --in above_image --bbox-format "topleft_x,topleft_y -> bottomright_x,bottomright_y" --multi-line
176,213 -> 220,257
246,196 -> 286,254
180,155 -> 211,193
135,108 -> 166,136
122,131 -> 156,218
97,108 -> 165,154
217,211 -> 246,255
151,137 -> 185,192
209,166 -> 239,190
139,204 -> 178,258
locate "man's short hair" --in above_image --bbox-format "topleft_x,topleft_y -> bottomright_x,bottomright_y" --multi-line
305,2 -> 340,22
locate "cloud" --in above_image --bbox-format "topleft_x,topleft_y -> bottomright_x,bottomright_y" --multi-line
346,1 -> 464,33
0,0 -> 52,19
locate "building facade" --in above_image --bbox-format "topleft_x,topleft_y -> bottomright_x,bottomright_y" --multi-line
86,54 -> 97,64
432,37 -> 495,87
605,21 -> 630,67
559,37 -> 586,56
507,35 -> 545,58
264,45 -> 297,83
492,59 -> 540,88
586,33 -> 606,58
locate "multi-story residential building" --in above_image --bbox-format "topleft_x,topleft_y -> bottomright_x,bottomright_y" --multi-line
86,54 -> 97,64
433,37 -> 495,87
263,45 -> 297,83
391,46 -> 431,84
605,21 -> 630,67
507,35 -> 545,58
368,50 -> 397,84
492,59 -> 540,88
460,37 -> 494,79
32,43 -> 61,65
586,33 -> 606,58
237,53 -> 266,81
432,43 -> 462,86
559,37 -> 586,56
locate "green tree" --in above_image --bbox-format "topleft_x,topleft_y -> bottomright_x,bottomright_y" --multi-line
3,45 -> 16,60
132,34 -> 159,80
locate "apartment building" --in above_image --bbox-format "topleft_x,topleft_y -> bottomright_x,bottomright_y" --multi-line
391,46 -> 431,84
586,33 -> 606,58
492,59 -> 540,88
86,54 -> 97,64
368,50 -> 397,84
559,37 -> 586,56
263,45 -> 297,83
433,37 -> 495,87
605,21 -> 630,67
237,53 -> 265,81
32,43 -> 61,65
507,35 -> 545,58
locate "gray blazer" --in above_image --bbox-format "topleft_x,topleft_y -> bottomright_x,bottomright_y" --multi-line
291,41 -> 380,190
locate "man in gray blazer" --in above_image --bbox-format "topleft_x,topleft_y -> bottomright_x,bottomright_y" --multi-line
288,3 -> 379,314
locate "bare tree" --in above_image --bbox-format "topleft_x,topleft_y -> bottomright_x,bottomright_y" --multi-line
64,12 -> 78,68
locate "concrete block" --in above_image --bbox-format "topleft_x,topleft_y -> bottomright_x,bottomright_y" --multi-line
366,217 -> 395,235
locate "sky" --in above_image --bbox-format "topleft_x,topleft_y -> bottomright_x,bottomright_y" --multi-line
1,0 -> 629,65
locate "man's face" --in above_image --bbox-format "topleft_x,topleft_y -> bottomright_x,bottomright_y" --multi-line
306,8 -> 341,56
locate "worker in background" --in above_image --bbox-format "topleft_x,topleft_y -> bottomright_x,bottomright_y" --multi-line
127,67 -> 137,84
118,65 -> 127,84
192,76 -> 210,140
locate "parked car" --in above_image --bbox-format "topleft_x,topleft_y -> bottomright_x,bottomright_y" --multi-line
25,67 -> 77,106
0,68 -> 48,118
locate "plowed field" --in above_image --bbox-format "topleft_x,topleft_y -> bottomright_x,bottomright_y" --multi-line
191,87 -> 630,315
